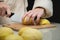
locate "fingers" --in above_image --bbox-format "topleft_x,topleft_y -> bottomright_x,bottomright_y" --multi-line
0,8 -> 6,17
36,13 -> 41,24
0,6 -> 11,17
22,10 -> 32,20
26,11 -> 33,21
22,10 -> 41,24
6,6 -> 11,17
22,9 -> 44,25
31,13 -> 37,24
1,7 -> 6,16
22,12 -> 29,20
0,8 -> 2,16
0,7 -> 11,17
0,3 -> 11,17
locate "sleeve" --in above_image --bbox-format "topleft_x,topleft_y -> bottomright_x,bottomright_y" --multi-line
33,0 -> 53,18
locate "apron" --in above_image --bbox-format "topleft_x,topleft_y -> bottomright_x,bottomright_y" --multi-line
4,0 -> 27,23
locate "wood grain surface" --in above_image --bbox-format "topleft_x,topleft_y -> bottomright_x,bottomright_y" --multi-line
2,23 -> 56,31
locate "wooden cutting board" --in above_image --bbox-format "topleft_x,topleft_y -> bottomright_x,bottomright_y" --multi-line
3,23 -> 56,31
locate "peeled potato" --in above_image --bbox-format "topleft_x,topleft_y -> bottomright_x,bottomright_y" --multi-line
40,19 -> 50,25
18,27 -> 32,35
0,27 -> 14,40
5,35 -> 24,40
22,17 -> 33,25
22,17 -> 29,24
18,27 -> 43,40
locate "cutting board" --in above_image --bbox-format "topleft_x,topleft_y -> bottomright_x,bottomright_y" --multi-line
3,23 -> 56,31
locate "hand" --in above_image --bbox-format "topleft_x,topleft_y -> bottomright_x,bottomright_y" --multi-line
0,2 -> 11,17
22,8 -> 44,24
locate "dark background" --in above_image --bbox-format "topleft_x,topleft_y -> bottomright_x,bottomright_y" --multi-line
27,0 -> 60,23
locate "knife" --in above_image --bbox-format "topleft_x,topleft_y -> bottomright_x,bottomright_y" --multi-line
0,12 -> 15,26
5,11 -> 14,18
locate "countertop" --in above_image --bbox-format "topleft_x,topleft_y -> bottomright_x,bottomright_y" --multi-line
0,23 -> 60,40
39,23 -> 60,40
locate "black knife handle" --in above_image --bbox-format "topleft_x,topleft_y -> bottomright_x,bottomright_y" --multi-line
9,13 -> 14,18
5,11 -> 14,18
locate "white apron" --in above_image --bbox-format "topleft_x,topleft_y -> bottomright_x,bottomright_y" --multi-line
4,0 -> 28,23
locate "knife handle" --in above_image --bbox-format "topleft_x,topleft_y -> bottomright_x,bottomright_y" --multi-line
9,13 -> 14,18
5,11 -> 14,18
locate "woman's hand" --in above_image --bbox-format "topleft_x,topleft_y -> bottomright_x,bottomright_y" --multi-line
0,2 -> 11,17
22,8 -> 44,24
